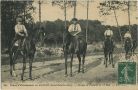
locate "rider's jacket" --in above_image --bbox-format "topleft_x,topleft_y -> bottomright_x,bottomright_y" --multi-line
104,29 -> 113,37
124,32 -> 132,39
15,24 -> 28,36
68,24 -> 81,36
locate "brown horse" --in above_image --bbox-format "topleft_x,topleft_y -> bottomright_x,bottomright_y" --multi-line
63,29 -> 87,77
124,38 -> 132,59
9,36 -> 36,80
104,37 -> 115,68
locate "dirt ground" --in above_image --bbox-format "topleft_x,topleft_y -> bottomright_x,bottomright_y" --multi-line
1,52 -> 138,86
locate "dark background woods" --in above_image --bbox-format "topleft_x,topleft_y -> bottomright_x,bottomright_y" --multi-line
1,1 -> 137,50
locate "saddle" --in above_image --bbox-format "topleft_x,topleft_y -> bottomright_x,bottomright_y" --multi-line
14,38 -> 26,50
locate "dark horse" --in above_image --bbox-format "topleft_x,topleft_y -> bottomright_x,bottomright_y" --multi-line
104,37 -> 114,68
63,30 -> 87,77
131,40 -> 137,55
9,35 -> 36,80
124,38 -> 137,59
124,38 -> 132,59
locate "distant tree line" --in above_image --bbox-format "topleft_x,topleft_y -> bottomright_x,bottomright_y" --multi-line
33,19 -> 137,45
1,1 -> 137,49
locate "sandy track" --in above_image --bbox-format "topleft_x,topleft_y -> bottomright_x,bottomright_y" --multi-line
1,53 -> 138,85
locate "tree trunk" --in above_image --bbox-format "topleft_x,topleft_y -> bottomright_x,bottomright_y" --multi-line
128,1 -> 131,32
73,1 -> 76,18
113,8 -> 123,42
64,0 -> 67,30
86,0 -> 89,43
39,0 -> 41,23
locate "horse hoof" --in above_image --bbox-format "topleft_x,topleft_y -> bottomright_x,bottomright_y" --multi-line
78,71 -> 80,73
70,74 -> 73,77
112,66 -> 114,68
21,78 -> 23,81
29,77 -> 33,80
112,65 -> 115,68
13,71 -> 17,77
64,74 -> 68,77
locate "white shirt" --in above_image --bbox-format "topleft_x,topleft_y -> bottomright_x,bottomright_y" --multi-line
104,29 -> 113,36
15,24 -> 27,33
68,24 -> 81,36
124,32 -> 131,39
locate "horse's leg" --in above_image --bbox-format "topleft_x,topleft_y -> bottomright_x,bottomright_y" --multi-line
21,54 -> 26,80
82,53 -> 86,73
13,51 -> 18,71
64,50 -> 68,77
29,55 -> 34,80
125,50 -> 128,60
12,50 -> 19,77
111,52 -> 114,68
70,53 -> 73,77
109,52 -> 111,64
105,53 -> 108,68
77,54 -> 81,73
104,51 -> 106,65
10,52 -> 13,76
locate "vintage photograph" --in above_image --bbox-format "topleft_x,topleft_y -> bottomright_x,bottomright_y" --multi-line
1,0 -> 138,88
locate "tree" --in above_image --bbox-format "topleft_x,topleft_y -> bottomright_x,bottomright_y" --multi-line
98,1 -> 127,42
52,0 -> 76,29
98,1 -> 137,41
1,1 -> 35,49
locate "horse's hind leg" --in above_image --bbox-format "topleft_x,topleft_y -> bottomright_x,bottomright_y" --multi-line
10,53 -> 13,76
125,51 -> 128,60
105,53 -> 108,68
82,53 -> 85,73
109,53 -> 111,64
111,53 -> 114,68
104,51 -> 106,65
29,55 -> 34,80
70,54 -> 73,77
12,51 -> 18,77
21,55 -> 26,80
64,51 -> 68,77
77,54 -> 81,73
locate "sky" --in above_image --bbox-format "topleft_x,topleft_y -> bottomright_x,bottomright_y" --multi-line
32,0 -> 138,26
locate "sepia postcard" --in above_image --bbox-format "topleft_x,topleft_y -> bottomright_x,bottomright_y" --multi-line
1,0 -> 138,90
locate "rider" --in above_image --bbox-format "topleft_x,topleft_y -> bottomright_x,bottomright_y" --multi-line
103,27 -> 114,48
104,27 -> 113,40
124,30 -> 132,46
68,18 -> 82,53
124,30 -> 132,40
12,17 -> 28,49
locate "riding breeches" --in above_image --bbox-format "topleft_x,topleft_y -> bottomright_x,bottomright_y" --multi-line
12,33 -> 25,48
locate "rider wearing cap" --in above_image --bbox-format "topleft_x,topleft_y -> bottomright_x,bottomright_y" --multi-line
103,27 -> 114,48
12,17 -> 28,49
124,30 -> 132,46
104,27 -> 113,40
68,18 -> 82,53
124,31 -> 132,40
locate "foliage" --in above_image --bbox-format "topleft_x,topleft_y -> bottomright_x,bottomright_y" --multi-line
1,1 -> 35,48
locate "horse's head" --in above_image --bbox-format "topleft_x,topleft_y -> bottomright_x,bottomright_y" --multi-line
63,29 -> 74,49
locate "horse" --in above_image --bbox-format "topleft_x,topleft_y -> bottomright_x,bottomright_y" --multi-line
124,38 -> 132,59
63,29 -> 87,77
104,37 -> 114,68
9,35 -> 36,80
131,39 -> 137,55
